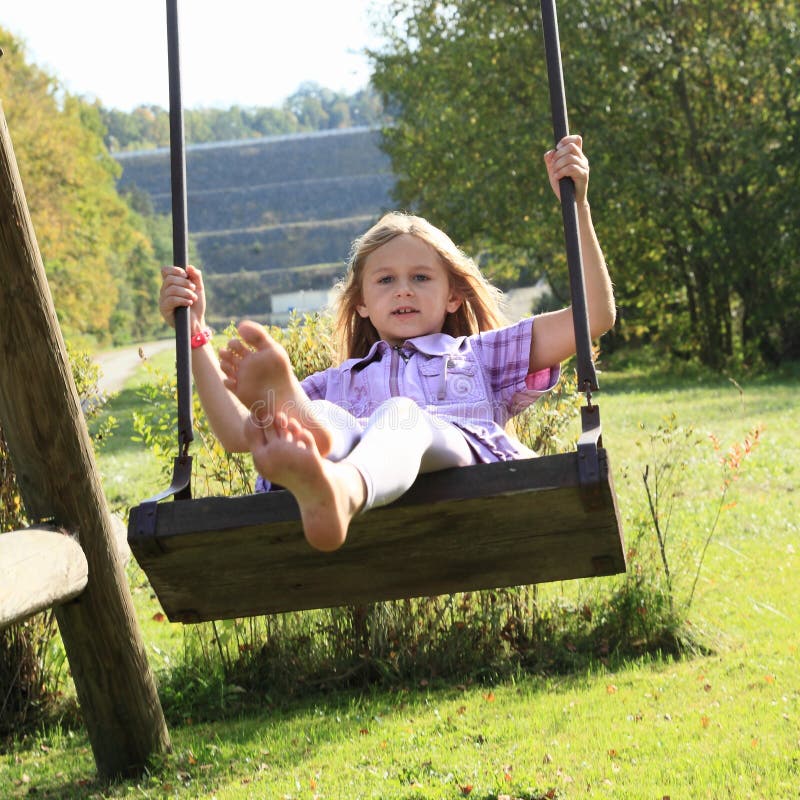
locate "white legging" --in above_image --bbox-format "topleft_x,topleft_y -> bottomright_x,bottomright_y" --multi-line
310,397 -> 476,511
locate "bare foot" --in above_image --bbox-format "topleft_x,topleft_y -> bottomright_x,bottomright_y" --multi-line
219,320 -> 333,456
246,411 -> 366,552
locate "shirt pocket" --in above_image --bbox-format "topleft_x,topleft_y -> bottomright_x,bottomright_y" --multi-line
418,356 -> 484,404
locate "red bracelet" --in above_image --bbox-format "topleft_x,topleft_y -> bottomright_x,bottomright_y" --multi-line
190,328 -> 213,349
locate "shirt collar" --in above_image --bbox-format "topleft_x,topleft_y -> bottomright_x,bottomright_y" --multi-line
342,332 -> 468,372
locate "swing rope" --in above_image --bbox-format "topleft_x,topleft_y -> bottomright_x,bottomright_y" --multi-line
540,0 -> 598,397
143,0 -> 193,506
539,0 -> 605,490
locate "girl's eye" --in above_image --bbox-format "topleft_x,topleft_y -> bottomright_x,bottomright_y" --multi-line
413,274 -> 430,282
377,275 -> 393,284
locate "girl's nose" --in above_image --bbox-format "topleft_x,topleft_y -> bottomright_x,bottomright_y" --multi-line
395,280 -> 414,296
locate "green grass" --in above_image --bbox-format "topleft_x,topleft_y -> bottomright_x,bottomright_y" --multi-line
2,359 -> 798,798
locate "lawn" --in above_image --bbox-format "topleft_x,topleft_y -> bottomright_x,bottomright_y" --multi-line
2,357 -> 797,799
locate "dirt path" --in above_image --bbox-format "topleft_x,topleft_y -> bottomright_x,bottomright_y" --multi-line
93,339 -> 175,394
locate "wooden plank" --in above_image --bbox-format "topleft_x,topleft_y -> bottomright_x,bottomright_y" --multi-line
0,527 -> 88,629
0,104 -> 170,778
129,452 -> 626,622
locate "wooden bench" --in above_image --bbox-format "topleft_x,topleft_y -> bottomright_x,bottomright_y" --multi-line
0,527 -> 88,629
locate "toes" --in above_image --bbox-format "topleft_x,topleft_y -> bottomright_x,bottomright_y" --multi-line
295,424 -> 317,453
237,319 -> 271,350
226,339 -> 250,359
283,417 -> 313,450
272,411 -> 290,435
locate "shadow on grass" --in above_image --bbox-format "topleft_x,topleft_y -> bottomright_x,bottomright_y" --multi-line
14,669 -> 615,799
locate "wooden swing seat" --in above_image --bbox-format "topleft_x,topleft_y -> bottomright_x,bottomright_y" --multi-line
128,447 -> 624,623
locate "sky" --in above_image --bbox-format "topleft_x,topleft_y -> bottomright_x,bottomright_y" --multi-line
0,0 -> 387,111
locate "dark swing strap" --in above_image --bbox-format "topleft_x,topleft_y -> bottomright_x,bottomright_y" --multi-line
153,0 -> 604,508
540,0 -> 604,491
540,0 -> 598,394
142,0 -> 193,506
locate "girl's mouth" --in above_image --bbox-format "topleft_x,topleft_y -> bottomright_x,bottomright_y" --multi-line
392,307 -> 418,315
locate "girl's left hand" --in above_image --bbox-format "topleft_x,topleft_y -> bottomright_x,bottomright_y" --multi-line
544,134 -> 589,204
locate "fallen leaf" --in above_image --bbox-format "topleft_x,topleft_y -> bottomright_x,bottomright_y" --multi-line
484,692 -> 496,702
606,684 -> 618,694
701,715 -> 710,728
460,784 -> 473,795
608,749 -> 618,758
152,612 -> 166,622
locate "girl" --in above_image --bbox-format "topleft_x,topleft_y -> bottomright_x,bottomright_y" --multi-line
159,135 -> 615,553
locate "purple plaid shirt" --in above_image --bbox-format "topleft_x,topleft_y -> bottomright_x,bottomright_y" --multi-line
301,316 -> 559,463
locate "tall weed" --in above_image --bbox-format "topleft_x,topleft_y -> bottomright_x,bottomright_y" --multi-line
607,413 -> 763,655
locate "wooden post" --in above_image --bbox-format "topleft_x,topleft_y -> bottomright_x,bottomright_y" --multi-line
0,104 -> 171,777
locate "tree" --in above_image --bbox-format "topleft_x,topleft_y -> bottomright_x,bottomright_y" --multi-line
370,0 -> 800,366
101,88 -> 389,152
0,31 -> 162,343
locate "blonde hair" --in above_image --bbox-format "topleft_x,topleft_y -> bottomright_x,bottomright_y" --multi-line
333,212 -> 508,360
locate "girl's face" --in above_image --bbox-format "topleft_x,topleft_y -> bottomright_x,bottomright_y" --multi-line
356,234 -> 463,347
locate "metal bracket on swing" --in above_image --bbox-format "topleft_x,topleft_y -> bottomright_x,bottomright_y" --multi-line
576,384 -> 604,510
132,447 -> 192,555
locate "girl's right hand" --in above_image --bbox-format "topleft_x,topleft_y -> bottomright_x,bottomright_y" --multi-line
159,264 -> 207,329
